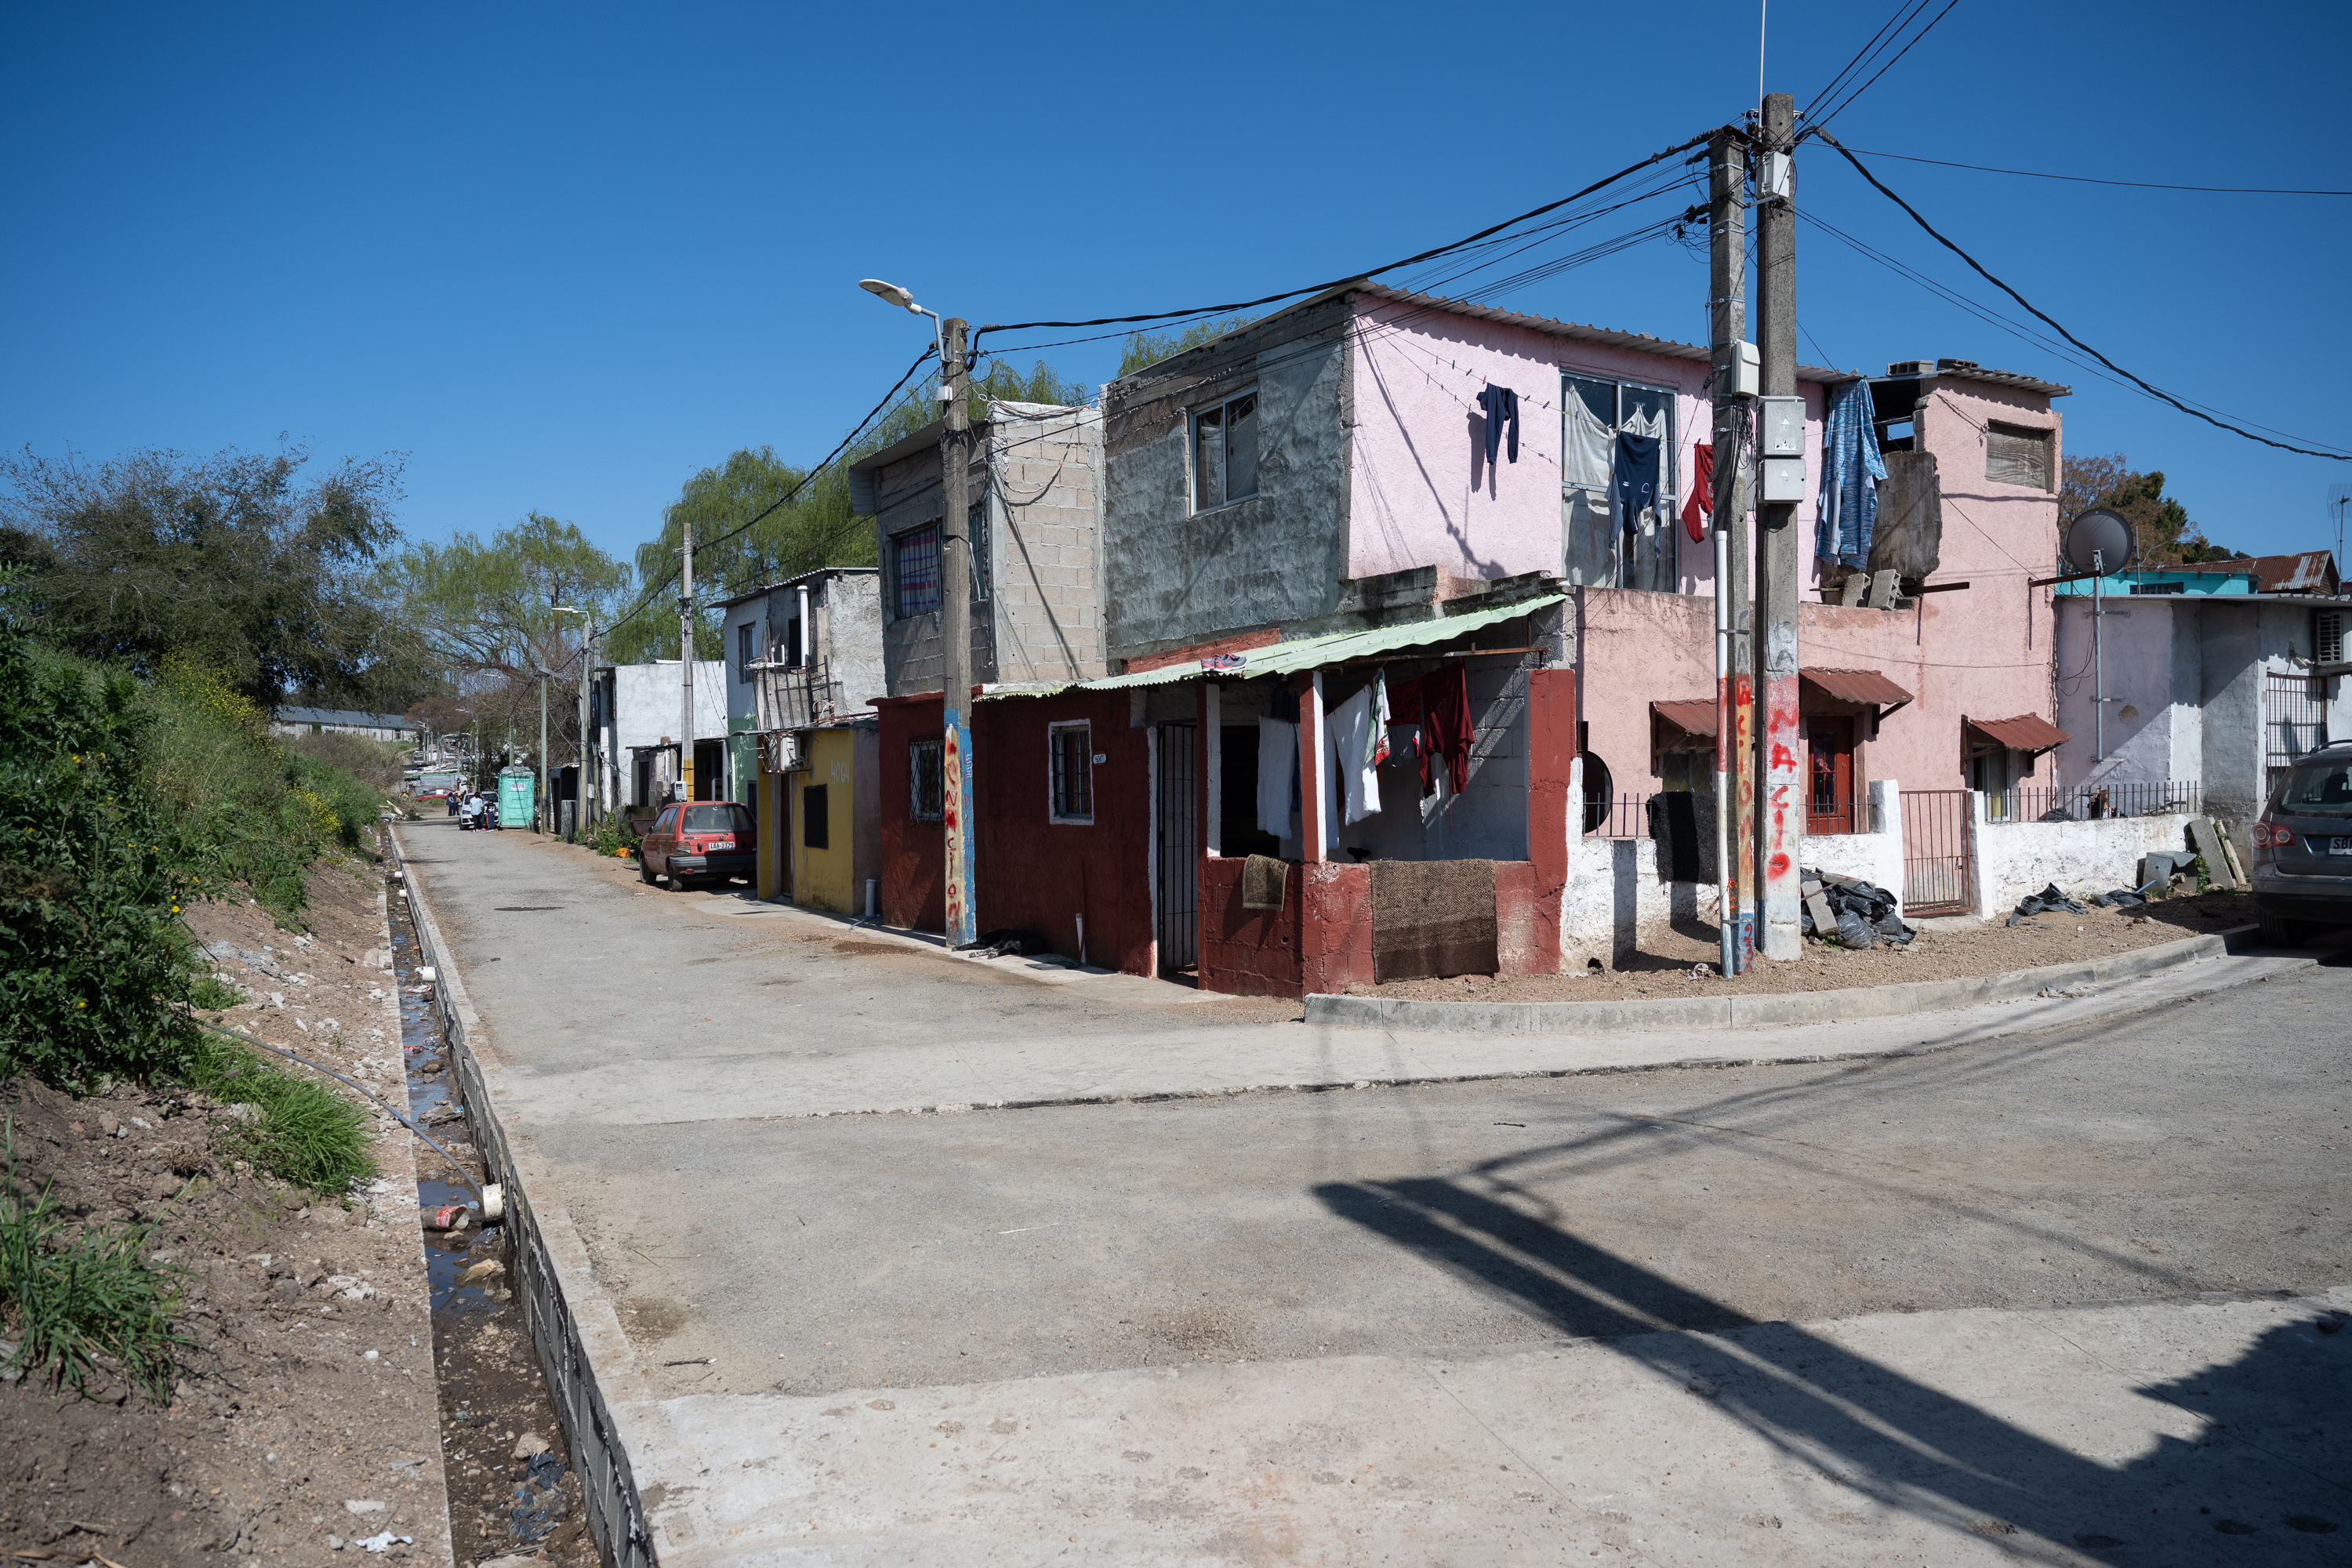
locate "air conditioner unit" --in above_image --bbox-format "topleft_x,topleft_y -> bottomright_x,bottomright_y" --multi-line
2321,610 -> 2346,665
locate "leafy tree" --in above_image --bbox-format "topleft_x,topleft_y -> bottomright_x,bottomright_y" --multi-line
0,444 -> 420,708
1118,317 -> 1257,376
2056,452 -> 2235,567
379,511 -> 629,687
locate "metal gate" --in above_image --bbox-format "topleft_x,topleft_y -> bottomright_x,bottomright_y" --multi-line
2265,671 -> 2327,804
1900,788 -> 1974,916
1156,724 -> 1199,974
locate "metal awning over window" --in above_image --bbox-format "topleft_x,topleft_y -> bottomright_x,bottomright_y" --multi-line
1964,713 -> 2069,757
1651,699 -> 1719,750
1801,667 -> 1914,715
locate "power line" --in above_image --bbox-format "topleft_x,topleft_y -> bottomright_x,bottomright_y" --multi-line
967,130 -> 1715,350
601,342 -> 941,644
1831,146 -> 2352,197
1806,0 -> 1963,130
1817,133 -> 2352,462
1804,0 -> 1935,122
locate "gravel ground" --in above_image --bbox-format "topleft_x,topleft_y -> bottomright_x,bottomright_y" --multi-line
1359,891 -> 2263,1002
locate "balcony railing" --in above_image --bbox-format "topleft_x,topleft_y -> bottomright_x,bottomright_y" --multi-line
750,659 -> 832,731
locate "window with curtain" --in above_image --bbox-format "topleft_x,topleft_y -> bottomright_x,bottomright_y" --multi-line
892,525 -> 941,618
1192,390 -> 1259,511
1984,422 -> 2053,490
1563,372 -> 1679,592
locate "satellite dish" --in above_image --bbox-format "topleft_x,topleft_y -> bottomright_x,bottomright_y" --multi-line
2063,507 -> 2136,575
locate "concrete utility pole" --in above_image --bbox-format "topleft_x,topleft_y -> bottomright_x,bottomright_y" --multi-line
1753,90 -> 1804,962
1710,129 -> 1757,975
538,669 -> 549,833
680,518 -> 696,803
579,614 -> 595,830
939,318 -> 978,948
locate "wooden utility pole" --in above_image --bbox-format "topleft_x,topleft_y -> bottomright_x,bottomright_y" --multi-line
1754,90 -> 1803,961
679,518 -> 695,803
939,318 -> 977,947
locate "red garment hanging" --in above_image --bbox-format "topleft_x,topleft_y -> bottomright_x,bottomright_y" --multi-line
1419,663 -> 1472,797
1681,442 -> 1714,543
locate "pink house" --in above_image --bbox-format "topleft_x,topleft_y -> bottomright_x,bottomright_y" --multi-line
1077,287 -> 2069,987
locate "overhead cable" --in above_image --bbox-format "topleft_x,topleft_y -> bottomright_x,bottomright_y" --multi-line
968,130 -> 1716,349
1831,146 -> 2352,196
1817,132 -> 2352,461
1804,0 -> 1964,131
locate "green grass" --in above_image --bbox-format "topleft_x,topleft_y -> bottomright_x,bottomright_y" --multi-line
189,974 -> 243,1012
0,1120 -> 192,1403
187,1033 -> 376,1194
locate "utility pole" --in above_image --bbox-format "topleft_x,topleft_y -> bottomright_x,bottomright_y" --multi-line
679,518 -> 696,803
939,318 -> 978,948
1753,90 -> 1804,962
1708,127 -> 1752,977
579,613 -> 595,831
538,669 -> 549,833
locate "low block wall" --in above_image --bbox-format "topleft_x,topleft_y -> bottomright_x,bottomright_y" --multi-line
1800,781 -> 1907,908
1198,858 -> 1374,999
1973,806 -> 2197,916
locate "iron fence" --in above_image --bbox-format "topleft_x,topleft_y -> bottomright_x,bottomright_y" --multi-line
1983,780 -> 2201,825
1585,793 -> 1655,838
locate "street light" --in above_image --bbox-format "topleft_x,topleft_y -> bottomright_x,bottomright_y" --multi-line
860,275 -> 975,943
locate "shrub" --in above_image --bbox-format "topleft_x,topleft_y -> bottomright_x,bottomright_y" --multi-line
187,1033 -> 374,1194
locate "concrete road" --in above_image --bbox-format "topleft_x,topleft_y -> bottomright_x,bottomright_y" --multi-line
404,819 -> 2352,1566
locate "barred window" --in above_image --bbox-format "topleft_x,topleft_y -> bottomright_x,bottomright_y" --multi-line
1048,722 -> 1094,823
909,738 -> 943,822
892,525 -> 941,618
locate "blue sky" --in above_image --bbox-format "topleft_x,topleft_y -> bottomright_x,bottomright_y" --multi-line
5,2 -> 2347,572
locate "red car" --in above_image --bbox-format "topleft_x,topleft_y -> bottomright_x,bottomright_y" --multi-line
639,801 -> 757,890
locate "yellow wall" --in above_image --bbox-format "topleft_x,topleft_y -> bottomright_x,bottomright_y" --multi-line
789,728 -> 858,913
756,758 -> 785,900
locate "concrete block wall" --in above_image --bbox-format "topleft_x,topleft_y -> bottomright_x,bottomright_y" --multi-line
1973,800 -> 2198,916
988,405 -> 1106,684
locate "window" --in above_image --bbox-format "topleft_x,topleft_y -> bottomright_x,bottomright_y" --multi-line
1985,422 -> 2053,490
783,613 -> 804,668
909,738 -> 943,822
968,500 -> 991,603
892,525 -> 941,618
1563,372 -> 1678,591
1048,722 -> 1094,823
736,621 -> 757,677
1191,390 -> 1258,511
801,785 -> 829,848
683,803 -> 750,833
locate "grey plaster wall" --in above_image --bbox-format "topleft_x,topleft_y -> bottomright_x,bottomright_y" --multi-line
874,404 -> 1102,697
815,572 -> 887,716
1103,298 -> 1353,663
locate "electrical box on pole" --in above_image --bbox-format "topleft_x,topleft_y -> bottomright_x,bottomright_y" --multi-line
1759,395 -> 1806,503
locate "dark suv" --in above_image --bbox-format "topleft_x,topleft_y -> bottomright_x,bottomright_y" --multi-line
2252,740 -> 2352,945
639,800 -> 757,890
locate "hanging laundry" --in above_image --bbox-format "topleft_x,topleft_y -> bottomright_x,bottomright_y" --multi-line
1419,663 -> 1472,797
1368,670 -> 1393,768
1817,380 -> 1886,569
1611,431 -> 1661,543
1681,442 -> 1714,543
1479,385 -> 1521,466
1327,684 -> 1383,826
1256,717 -> 1297,840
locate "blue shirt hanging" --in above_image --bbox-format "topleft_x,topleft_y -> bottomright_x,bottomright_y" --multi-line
1611,430 -> 1661,542
1479,385 -> 1520,465
1817,380 -> 1886,569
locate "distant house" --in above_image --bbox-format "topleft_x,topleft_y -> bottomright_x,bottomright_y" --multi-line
2054,551 -> 2350,842
713,568 -> 887,912
588,660 -> 728,812
269,706 -> 421,744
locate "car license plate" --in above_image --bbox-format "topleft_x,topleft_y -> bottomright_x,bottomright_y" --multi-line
2332,837 -> 2352,856
712,839 -> 735,851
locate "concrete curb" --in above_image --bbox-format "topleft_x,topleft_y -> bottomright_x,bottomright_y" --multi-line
392,827 -> 659,1568
1305,926 -> 2263,1034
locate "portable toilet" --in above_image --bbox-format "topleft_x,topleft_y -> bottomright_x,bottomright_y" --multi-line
498,767 -> 535,829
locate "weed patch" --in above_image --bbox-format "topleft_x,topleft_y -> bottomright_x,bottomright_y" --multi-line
0,1120 -> 192,1402
187,1035 -> 374,1195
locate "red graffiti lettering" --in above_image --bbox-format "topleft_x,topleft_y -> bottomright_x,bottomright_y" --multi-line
1769,742 -> 1798,771
1767,853 -> 1791,877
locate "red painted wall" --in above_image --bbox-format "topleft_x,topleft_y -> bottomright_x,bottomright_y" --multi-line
972,689 -> 1155,976
1197,855 -> 1301,996
876,695 -> 947,933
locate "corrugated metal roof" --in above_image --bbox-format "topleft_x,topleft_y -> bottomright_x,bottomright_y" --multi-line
1653,699 -> 1719,739
1080,596 -> 1565,691
1871,360 -> 2071,399
1352,283 -> 1853,386
1802,668 -> 1914,707
1966,713 -> 2070,754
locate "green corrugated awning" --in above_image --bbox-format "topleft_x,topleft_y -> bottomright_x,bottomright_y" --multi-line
1081,594 -> 1564,691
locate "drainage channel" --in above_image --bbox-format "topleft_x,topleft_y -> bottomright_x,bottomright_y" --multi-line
388,875 -> 596,1567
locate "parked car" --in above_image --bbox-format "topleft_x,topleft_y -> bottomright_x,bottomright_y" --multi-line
413,771 -> 463,800
2251,739 -> 2352,945
639,800 -> 757,890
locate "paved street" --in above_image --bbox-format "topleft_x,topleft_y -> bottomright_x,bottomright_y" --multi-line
403,818 -> 2352,1566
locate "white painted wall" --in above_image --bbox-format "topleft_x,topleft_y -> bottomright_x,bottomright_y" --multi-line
1799,780 -> 1907,907
1971,797 -> 2198,916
